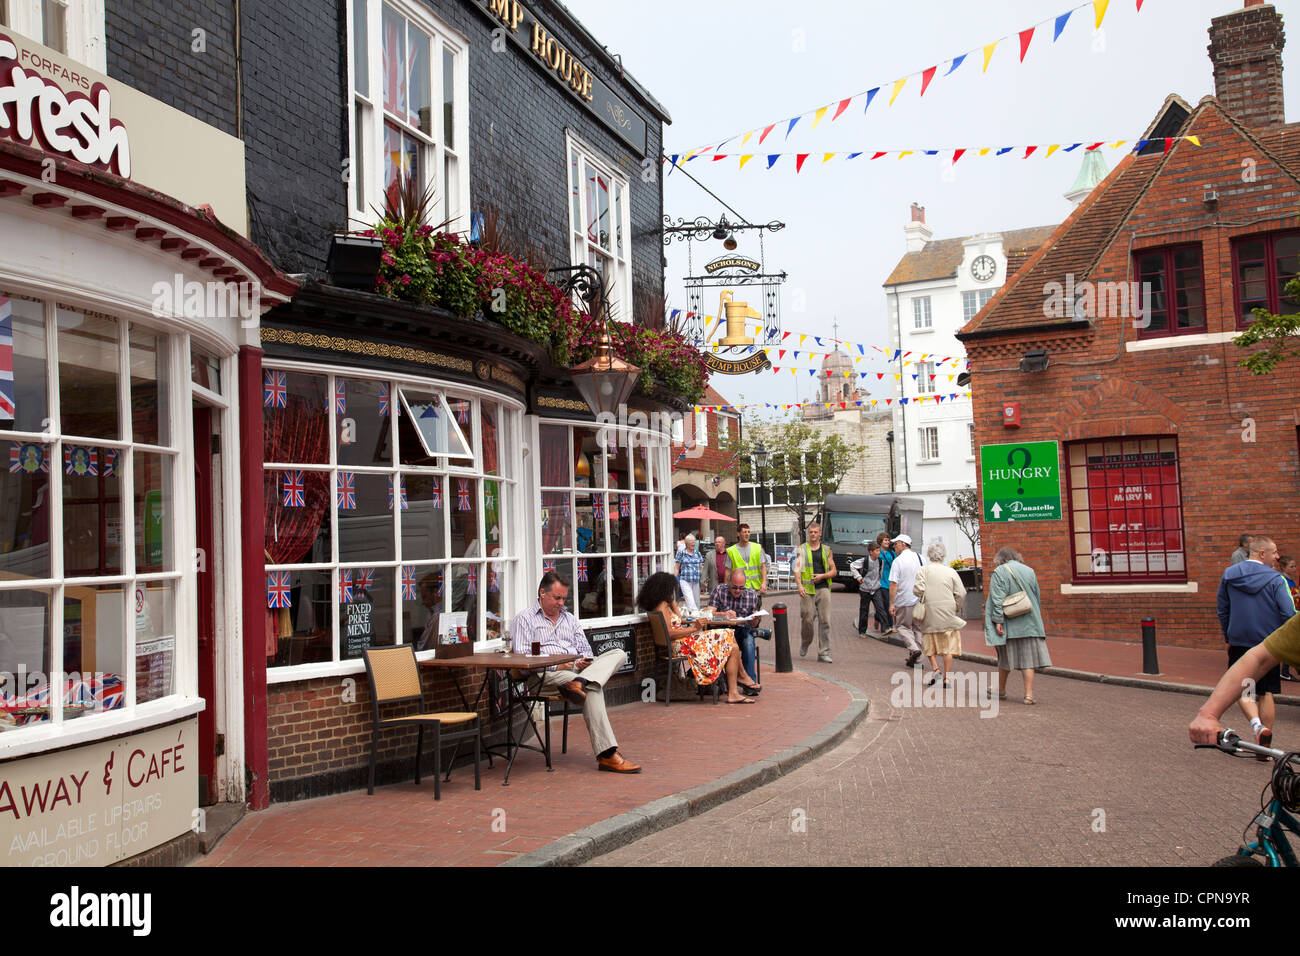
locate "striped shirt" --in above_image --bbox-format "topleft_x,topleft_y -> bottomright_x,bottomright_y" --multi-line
675,548 -> 704,583
510,602 -> 592,660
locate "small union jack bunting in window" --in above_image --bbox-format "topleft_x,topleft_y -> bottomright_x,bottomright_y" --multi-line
337,472 -> 356,510
437,569 -> 444,596
387,475 -> 406,510
488,566 -> 500,593
401,565 -> 417,601
378,382 -> 390,417
353,567 -> 374,593
103,449 -> 118,479
334,381 -> 346,415
466,569 -> 477,594
619,495 -> 630,517
543,559 -> 556,574
593,496 -> 605,519
455,401 -> 470,425
577,558 -> 588,582
431,476 -> 441,508
263,369 -> 287,408
283,470 -> 305,507
457,479 -> 471,511
640,497 -> 649,518
267,570 -> 291,609
64,446 -> 97,477
624,560 -> 633,579
338,569 -> 353,605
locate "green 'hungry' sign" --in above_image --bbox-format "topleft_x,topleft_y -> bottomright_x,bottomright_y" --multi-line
980,440 -> 1062,522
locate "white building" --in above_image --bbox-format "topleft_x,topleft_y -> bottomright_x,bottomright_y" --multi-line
882,203 -> 1058,559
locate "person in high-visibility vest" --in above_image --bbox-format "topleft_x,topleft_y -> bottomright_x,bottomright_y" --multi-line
793,523 -> 837,662
725,523 -> 768,598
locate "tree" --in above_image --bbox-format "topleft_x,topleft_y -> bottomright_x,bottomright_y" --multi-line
947,488 -> 981,570
727,419 -> 866,539
1234,273 -> 1300,374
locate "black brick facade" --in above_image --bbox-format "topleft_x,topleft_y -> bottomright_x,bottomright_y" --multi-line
105,0 -> 667,295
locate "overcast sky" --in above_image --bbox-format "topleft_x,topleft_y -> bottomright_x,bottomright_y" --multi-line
561,0 -> 1300,411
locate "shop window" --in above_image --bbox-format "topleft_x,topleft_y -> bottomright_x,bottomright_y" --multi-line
1232,231 -> 1300,328
264,366 -> 519,672
567,134 -> 632,323
538,421 -> 669,622
347,0 -> 468,230
1134,245 -> 1205,337
1065,436 -> 1186,582
0,294 -> 180,737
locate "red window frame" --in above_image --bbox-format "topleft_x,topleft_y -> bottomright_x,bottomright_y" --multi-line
1064,436 -> 1187,584
1231,230 -> 1300,328
1132,245 -> 1205,338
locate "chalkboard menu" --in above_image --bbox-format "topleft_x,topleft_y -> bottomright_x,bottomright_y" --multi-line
587,625 -> 635,674
342,599 -> 375,658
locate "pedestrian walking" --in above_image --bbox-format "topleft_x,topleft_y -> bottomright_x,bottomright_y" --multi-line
793,523 -> 837,662
674,533 -> 704,611
1281,554 -> 1298,682
888,534 -> 924,667
1216,536 -> 1296,754
1230,533 -> 1252,565
913,541 -> 967,688
876,531 -> 895,634
984,546 -> 1051,704
850,541 -> 883,635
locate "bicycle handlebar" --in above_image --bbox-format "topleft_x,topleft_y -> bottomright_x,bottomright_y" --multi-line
1194,728 -> 1290,762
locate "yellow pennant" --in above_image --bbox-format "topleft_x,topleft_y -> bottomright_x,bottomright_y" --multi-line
948,375 -> 955,382
739,154 -> 755,169
741,131 -> 753,146
799,335 -> 807,346
823,153 -> 836,163
898,151 -> 914,160
1111,141 -> 1126,150
890,78 -> 907,105
1186,135 -> 1201,146
894,374 -> 902,381
1046,144 -> 1060,158
1093,0 -> 1110,28
811,106 -> 828,129
982,41 -> 998,72
979,147 -> 991,156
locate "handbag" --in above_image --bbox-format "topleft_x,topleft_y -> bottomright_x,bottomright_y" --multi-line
912,566 -> 928,624
1001,566 -> 1034,619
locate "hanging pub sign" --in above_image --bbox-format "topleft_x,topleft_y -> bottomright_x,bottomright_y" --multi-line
702,288 -> 772,375
473,0 -> 648,154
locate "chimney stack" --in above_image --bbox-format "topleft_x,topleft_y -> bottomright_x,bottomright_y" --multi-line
1208,1 -> 1286,130
904,203 -> 932,253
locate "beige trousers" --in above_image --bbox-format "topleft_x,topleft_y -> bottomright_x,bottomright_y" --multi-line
539,648 -> 625,756
799,587 -> 832,658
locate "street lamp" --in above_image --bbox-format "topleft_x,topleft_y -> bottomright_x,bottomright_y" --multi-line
554,264 -> 642,416
753,442 -> 769,561
885,430 -> 895,494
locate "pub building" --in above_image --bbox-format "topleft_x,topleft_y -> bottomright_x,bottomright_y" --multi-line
959,2 -> 1300,650
0,0 -> 680,852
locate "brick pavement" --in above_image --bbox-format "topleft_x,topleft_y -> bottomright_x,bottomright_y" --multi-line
197,666 -> 849,867
595,592 -> 1297,866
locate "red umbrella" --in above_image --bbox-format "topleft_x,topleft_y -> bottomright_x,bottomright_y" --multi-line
672,504 -> 736,522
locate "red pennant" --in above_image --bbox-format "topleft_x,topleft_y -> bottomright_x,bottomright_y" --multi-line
885,398 -> 893,405
795,153 -> 810,172
1136,0 -> 1144,9
1019,27 -> 1034,62
839,402 -> 847,410
920,66 -> 937,96
1024,145 -> 1037,158
1163,137 -> 1173,153
832,97 -> 852,120
779,350 -> 786,360
871,151 -> 888,160
712,154 -> 727,161
1086,142 -> 1104,151
782,331 -> 791,340
876,373 -> 885,380
759,123 -> 776,144
952,148 -> 966,163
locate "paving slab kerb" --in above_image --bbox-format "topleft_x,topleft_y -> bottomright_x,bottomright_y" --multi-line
198,667 -> 865,867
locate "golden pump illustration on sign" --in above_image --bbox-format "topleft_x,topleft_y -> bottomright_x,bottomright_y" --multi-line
703,290 -> 772,374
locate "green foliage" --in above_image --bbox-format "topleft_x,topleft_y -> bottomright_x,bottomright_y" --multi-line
947,487 -> 981,568
1234,273 -> 1300,374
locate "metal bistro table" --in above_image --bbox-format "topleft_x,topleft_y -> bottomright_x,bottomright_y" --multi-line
419,652 -> 579,786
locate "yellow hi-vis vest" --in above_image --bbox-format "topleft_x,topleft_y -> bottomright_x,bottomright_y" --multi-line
726,543 -> 764,589
800,544 -> 832,595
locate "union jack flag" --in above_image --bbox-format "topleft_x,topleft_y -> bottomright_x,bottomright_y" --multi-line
64,446 -> 98,477
563,493 -> 571,517
577,559 -> 588,582
338,569 -> 353,604
0,296 -> 15,421
455,401 -> 470,425
488,566 -> 500,593
457,479 -> 471,511
619,495 -> 630,517
624,560 -> 633,579
353,567 -> 374,593
334,381 -> 346,415
9,442 -> 47,474
431,476 -> 441,507
436,570 -> 444,597
543,559 -> 556,574
283,470 -> 305,507
95,674 -> 124,712
640,497 -> 649,518
103,449 -> 118,479
337,472 -> 356,510
387,475 -> 407,510
267,570 -> 292,609
401,565 -> 417,600
593,496 -> 605,520
466,569 -> 477,595
263,369 -> 287,408
378,382 -> 390,417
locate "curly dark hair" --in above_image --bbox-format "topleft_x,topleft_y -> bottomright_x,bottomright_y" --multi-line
636,572 -> 680,614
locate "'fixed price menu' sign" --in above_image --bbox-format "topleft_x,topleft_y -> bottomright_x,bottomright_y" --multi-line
980,440 -> 1062,522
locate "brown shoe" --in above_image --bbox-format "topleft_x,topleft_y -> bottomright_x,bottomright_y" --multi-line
557,679 -> 586,705
597,751 -> 641,773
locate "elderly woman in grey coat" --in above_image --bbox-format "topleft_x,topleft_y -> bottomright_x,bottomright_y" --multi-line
913,540 -> 966,688
984,546 -> 1051,704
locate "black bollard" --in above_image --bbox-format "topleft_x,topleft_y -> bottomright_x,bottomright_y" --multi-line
773,603 -> 792,672
1141,616 -> 1160,675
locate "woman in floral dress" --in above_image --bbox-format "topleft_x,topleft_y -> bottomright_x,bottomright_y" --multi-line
637,572 -> 758,704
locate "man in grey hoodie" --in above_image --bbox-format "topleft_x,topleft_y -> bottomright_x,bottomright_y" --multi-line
1229,533 -> 1252,565
1217,536 -> 1296,755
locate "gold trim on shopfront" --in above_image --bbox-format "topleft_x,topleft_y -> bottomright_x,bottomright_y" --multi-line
262,328 -> 473,373
537,395 -> 590,412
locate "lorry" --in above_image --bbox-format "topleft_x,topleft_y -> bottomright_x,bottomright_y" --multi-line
814,494 -> 925,590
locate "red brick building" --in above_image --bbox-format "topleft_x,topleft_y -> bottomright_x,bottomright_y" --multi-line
672,385 -> 742,543
958,1 -> 1300,649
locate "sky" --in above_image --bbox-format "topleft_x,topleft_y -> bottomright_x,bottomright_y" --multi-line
561,0 -> 1300,412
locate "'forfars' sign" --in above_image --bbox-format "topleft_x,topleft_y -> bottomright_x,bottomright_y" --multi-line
0,34 -> 131,177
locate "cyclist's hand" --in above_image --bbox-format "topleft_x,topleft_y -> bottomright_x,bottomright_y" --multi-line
1189,711 -> 1222,745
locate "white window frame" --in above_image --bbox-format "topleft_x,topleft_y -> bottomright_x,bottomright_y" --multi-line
912,296 -> 932,330
345,0 -> 470,233
1,0 -> 105,69
918,426 -> 940,462
916,360 -> 935,394
693,408 -> 708,448
566,131 -> 633,324
968,422 -> 976,460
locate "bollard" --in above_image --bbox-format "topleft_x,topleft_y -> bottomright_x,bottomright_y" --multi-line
772,603 -> 792,672
1141,616 -> 1160,675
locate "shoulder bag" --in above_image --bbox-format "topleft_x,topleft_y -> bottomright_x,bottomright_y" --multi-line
1001,565 -> 1034,619
912,564 -> 928,624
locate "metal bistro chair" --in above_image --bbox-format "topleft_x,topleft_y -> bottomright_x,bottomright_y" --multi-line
362,645 -> 481,800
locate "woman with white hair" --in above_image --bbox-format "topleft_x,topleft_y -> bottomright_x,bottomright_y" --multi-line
984,546 -> 1050,704
912,540 -> 967,688
675,533 -> 705,611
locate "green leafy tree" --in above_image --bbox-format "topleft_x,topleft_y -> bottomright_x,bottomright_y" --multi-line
947,487 -> 981,570
1234,273 -> 1300,374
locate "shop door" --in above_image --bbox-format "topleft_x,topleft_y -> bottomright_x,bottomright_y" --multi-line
194,407 -> 218,806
